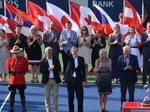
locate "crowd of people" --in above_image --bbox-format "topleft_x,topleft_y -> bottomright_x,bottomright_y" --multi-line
0,18 -> 150,112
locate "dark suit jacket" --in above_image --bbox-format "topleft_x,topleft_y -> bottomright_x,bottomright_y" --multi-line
61,50 -> 85,82
10,33 -> 28,52
43,29 -> 61,55
141,31 -> 150,56
40,57 -> 61,84
117,54 -> 139,83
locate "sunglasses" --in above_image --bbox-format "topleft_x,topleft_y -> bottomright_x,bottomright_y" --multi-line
32,29 -> 38,31
82,29 -> 87,31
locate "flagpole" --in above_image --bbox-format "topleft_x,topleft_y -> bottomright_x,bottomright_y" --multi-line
142,0 -> 144,22
4,0 -> 6,16
68,0 -> 71,16
123,0 -> 125,24
26,0 -> 28,13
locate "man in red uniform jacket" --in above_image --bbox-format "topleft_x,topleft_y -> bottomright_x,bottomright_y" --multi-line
6,45 -> 28,112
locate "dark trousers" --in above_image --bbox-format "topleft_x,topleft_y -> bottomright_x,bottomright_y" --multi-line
8,84 -> 26,98
8,84 -> 26,111
120,82 -> 135,106
67,78 -> 84,112
62,51 -> 71,75
148,59 -> 150,75
91,53 -> 99,67
142,55 -> 150,83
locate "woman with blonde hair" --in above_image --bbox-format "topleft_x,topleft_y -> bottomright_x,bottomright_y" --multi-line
108,24 -> 124,83
27,25 -> 42,83
94,49 -> 112,112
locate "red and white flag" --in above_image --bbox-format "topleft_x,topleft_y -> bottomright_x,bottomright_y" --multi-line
124,0 -> 142,34
5,1 -> 45,32
46,2 -> 79,34
27,0 -> 63,31
0,14 -> 16,34
0,14 -> 36,37
70,1 -> 103,35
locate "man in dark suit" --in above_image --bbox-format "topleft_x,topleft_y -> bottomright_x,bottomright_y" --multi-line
43,21 -> 61,58
148,59 -> 150,76
40,47 -> 61,112
141,22 -> 150,84
60,44 -> 85,112
117,46 -> 139,108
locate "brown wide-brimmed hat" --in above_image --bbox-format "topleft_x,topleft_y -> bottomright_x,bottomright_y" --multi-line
10,45 -> 23,53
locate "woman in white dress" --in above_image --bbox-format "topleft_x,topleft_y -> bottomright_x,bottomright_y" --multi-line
78,26 -> 92,82
124,26 -> 143,68
0,29 -> 10,82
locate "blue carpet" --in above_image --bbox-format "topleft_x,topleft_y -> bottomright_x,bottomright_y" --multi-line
0,83 -> 145,112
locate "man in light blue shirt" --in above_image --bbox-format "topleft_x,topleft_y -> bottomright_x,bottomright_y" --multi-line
60,21 -> 77,76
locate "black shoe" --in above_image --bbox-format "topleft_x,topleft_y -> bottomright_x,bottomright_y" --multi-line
101,109 -> 105,112
142,82 -> 146,84
62,81 -> 67,83
8,109 -> 14,112
22,108 -> 27,112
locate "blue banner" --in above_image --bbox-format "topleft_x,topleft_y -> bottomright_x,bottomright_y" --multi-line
1,0 -> 150,22
89,0 -> 142,21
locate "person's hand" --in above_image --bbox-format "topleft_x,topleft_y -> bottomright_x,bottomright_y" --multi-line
82,81 -> 85,86
83,37 -> 86,41
125,65 -> 132,70
49,36 -> 54,41
98,62 -> 102,70
33,37 -> 36,41
53,38 -> 57,43
98,38 -> 101,43
146,38 -> 150,42
107,63 -> 109,68
113,40 -> 118,44
2,39 -> 6,44
135,33 -> 139,37
49,64 -> 54,70
33,35 -> 40,41
66,37 -> 71,41
36,36 -> 40,40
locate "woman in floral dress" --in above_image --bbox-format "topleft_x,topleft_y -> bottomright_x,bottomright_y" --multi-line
0,29 -> 10,82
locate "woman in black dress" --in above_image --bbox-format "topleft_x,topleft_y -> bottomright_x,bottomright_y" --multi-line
91,30 -> 106,82
27,25 -> 42,83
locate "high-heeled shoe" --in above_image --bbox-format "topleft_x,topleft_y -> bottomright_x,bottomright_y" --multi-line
31,77 -> 35,83
0,78 -> 3,82
3,78 -> 6,82
35,77 -> 39,83
100,109 -> 105,112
